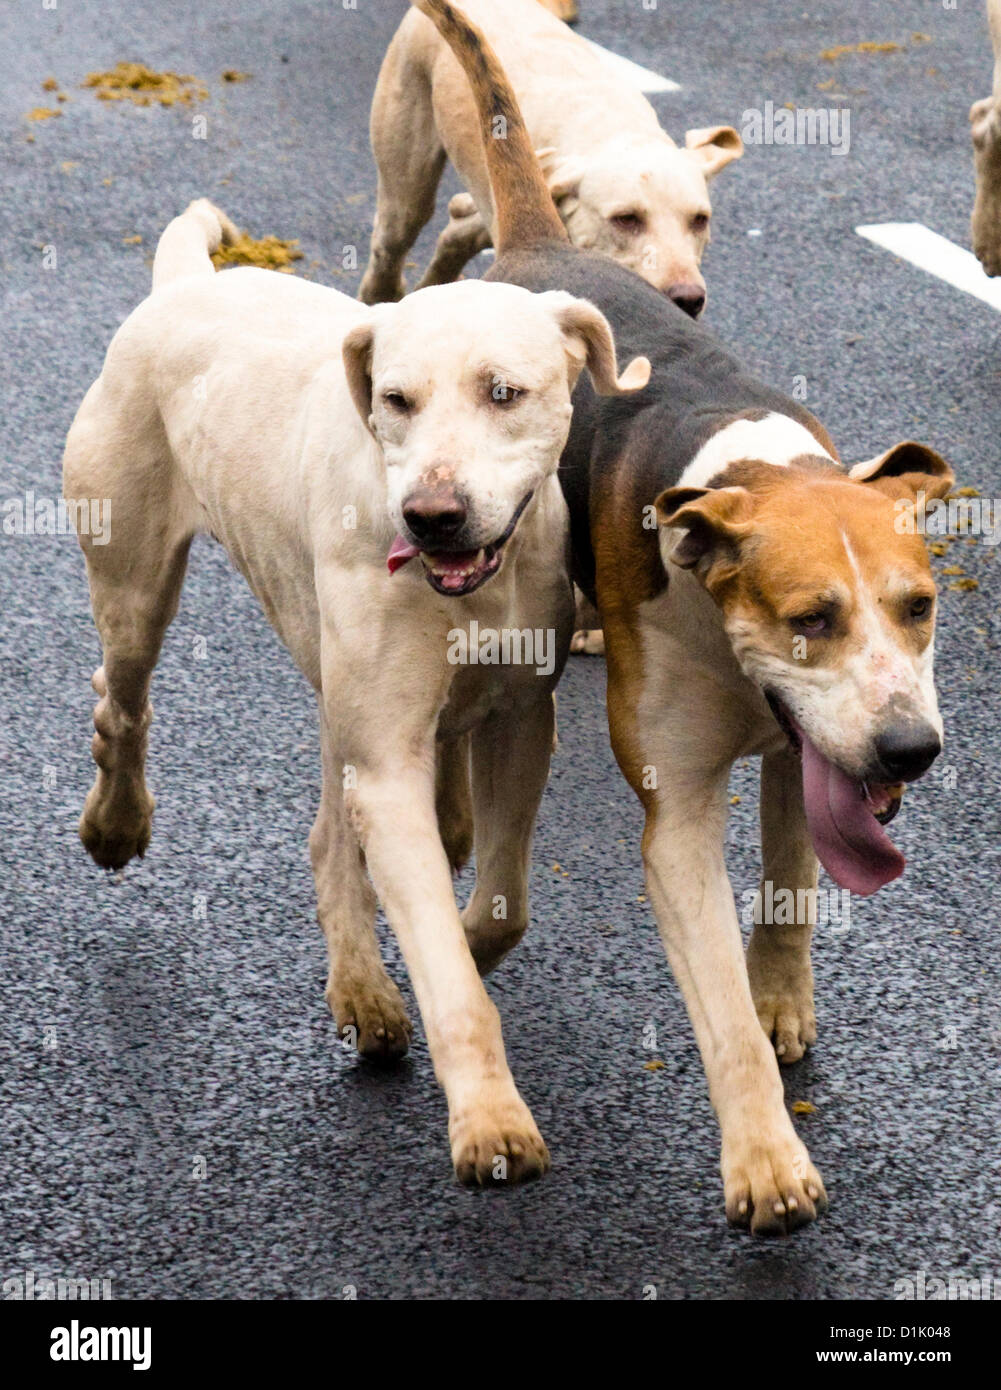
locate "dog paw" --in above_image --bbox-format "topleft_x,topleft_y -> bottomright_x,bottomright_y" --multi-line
971,105 -> 1001,275
357,272 -> 405,307
569,628 -> 605,656
439,809 -> 473,876
447,191 -> 478,221
463,914 -> 527,977
449,1090 -> 550,1186
752,987 -> 816,1064
328,974 -> 412,1062
972,209 -> 1001,277
970,95 -> 1000,148
747,939 -> 816,1063
722,1126 -> 828,1236
79,781 -> 154,870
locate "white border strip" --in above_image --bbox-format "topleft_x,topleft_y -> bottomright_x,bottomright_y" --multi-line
578,35 -> 680,93
857,222 -> 1001,313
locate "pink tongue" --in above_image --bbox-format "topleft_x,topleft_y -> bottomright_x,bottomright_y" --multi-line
387,534 -> 420,575
426,551 -> 484,592
800,733 -> 905,896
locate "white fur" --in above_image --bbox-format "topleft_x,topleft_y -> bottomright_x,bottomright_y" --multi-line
678,413 -> 834,489
63,201 -> 653,1185
361,0 -> 742,304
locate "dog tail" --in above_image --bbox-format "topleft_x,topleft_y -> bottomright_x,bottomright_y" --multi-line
412,0 -> 568,255
151,198 -> 239,291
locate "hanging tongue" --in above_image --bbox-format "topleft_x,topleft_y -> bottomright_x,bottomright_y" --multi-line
387,534 -> 420,574
387,534 -> 493,591
800,732 -> 905,896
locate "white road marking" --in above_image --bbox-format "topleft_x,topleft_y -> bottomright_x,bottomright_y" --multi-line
857,222 -> 1001,312
578,36 -> 680,93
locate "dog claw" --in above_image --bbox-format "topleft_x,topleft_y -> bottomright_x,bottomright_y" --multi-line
723,1126 -> 828,1235
328,977 -> 412,1062
450,1092 -> 549,1187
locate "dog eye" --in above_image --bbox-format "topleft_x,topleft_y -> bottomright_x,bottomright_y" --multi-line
792,612 -> 829,636
909,595 -> 933,619
611,212 -> 644,234
491,385 -> 523,406
691,212 -> 710,234
383,391 -> 411,412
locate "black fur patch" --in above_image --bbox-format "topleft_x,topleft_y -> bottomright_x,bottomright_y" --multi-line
486,244 -> 834,602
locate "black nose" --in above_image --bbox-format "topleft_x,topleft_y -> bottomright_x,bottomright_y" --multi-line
402,488 -> 468,547
666,283 -> 707,318
873,721 -> 941,783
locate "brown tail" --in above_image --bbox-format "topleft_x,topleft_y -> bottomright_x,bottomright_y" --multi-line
412,0 -> 568,254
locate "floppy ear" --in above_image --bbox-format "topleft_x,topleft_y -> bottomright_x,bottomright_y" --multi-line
543,292 -> 651,396
848,441 -> 954,502
535,147 -> 585,203
684,125 -> 743,178
342,319 -> 377,430
655,484 -> 755,590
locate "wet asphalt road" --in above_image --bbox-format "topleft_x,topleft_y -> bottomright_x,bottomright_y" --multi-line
1,0 -> 1000,1300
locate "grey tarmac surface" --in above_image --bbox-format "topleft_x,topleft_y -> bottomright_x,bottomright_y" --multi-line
1,0 -> 999,1300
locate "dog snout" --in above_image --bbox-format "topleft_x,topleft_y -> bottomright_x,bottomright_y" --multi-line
665,282 -> 707,318
402,486 -> 469,548
872,720 -> 942,783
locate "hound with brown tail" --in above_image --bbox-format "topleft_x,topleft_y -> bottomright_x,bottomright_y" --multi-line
415,0 -> 955,1233
361,0 -> 742,315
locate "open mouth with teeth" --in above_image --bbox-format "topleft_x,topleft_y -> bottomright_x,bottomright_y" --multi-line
766,693 -> 907,897
386,492 -> 534,597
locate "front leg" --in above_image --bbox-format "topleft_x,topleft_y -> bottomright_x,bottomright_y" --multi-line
641,782 -> 827,1234
435,732 -> 474,874
461,686 -> 557,975
745,747 -> 818,1064
324,636 -> 547,1186
345,752 -> 548,1183
311,701 -> 412,1061
605,641 -> 826,1233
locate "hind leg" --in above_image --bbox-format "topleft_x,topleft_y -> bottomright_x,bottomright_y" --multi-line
417,194 -> 492,289
77,536 -> 192,869
359,35 -> 447,304
65,415 -> 195,869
